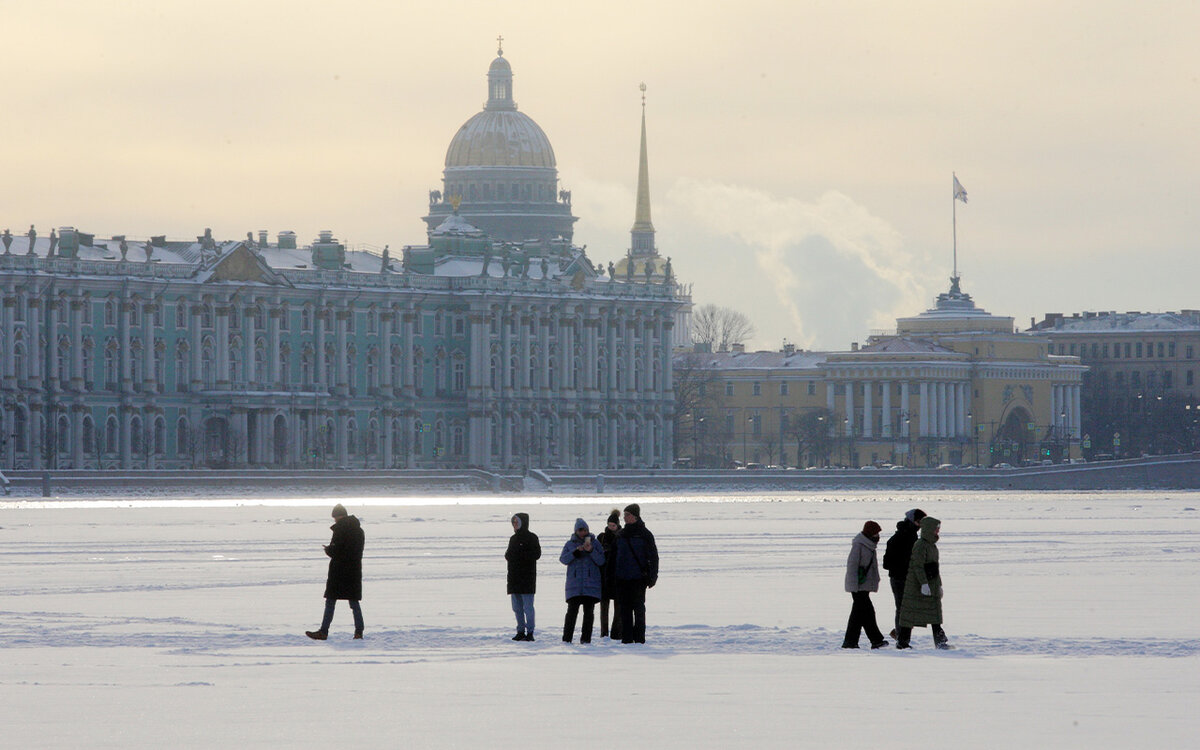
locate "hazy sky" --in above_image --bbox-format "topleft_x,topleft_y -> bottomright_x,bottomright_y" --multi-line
5,1 -> 1198,350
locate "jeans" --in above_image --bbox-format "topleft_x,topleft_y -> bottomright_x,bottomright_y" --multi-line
615,579 -> 647,643
511,593 -> 536,636
842,591 -> 885,647
889,577 -> 905,634
320,597 -> 364,633
563,596 -> 598,643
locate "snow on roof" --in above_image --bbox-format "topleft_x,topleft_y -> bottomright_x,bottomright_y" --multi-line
686,350 -> 830,371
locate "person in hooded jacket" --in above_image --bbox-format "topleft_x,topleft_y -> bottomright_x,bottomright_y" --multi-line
560,518 -> 606,643
841,521 -> 888,649
882,508 -> 926,637
506,512 -> 541,641
896,515 -> 952,650
614,504 -> 658,644
596,509 -> 623,640
306,504 -> 365,640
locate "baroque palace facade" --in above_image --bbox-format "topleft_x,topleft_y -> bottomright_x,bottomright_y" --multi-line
679,280 -> 1085,468
0,47 -> 685,472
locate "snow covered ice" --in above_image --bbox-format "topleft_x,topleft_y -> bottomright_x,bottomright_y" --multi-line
2,490 -> 1198,749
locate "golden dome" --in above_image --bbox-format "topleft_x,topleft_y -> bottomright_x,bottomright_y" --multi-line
445,109 -> 557,169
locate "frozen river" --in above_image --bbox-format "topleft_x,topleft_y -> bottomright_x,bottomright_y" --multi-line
2,490 -> 1198,749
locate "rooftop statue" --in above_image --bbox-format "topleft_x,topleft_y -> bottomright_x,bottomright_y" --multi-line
27,225 -> 36,255
1,228 -> 11,254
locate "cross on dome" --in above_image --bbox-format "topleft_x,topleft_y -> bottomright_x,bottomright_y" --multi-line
497,35 -> 504,56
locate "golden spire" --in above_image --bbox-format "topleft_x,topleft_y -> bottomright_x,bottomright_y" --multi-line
631,82 -> 655,240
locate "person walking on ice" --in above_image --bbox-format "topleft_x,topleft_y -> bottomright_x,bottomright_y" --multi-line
896,516 -> 952,650
841,520 -> 889,649
306,504 -> 365,641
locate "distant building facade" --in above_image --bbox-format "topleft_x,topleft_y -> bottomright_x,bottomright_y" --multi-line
1028,310 -> 1200,456
677,280 -> 1085,468
0,49 -> 686,472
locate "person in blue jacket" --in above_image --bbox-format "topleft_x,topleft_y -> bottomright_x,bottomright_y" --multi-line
614,504 -> 659,644
559,518 -> 606,643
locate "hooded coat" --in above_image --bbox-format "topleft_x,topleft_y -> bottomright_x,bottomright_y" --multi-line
506,513 -> 541,595
615,518 -> 659,586
324,514 -> 364,601
844,532 -> 881,593
899,516 -> 943,627
883,518 -> 920,581
560,518 -> 606,601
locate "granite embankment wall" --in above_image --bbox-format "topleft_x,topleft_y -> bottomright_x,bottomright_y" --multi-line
1,454 -> 1196,498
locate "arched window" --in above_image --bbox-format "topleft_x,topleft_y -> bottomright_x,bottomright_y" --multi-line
176,417 -> 189,456
57,416 -> 70,454
202,341 -> 215,387
347,419 -> 358,456
175,345 -> 189,390
105,417 -> 119,454
104,346 -> 118,389
130,416 -> 143,454
13,409 -> 26,452
453,424 -> 465,456
154,418 -> 166,455
82,416 -> 95,454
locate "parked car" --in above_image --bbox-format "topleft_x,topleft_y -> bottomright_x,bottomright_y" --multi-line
936,463 -> 955,470
994,462 -> 1013,469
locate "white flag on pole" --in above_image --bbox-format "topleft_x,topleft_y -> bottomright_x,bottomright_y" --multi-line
953,174 -> 968,203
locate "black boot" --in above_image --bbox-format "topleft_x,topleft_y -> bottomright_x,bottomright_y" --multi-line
305,630 -> 328,641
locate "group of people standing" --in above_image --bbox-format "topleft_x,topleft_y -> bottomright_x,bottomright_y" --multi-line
302,501 -> 946,652
842,508 -> 951,650
506,503 -> 659,644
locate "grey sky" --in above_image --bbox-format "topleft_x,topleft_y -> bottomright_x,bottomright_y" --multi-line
5,1 -> 1197,350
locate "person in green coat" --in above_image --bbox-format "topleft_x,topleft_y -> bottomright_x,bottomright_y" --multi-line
896,516 -> 952,650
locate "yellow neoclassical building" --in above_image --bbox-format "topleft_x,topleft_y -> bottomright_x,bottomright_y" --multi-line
677,280 -> 1085,468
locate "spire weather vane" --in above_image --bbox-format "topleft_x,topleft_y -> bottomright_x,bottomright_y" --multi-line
497,35 -> 504,55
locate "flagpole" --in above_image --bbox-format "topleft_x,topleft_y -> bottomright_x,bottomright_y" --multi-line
952,172 -> 958,282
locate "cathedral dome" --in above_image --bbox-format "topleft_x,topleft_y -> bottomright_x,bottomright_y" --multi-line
445,109 -> 557,169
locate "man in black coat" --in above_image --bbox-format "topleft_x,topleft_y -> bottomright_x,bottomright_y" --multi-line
306,504 -> 365,640
881,508 -> 925,638
506,512 -> 541,641
614,503 -> 659,644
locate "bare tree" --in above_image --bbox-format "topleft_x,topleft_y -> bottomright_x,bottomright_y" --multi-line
672,352 -> 727,466
691,304 -> 755,352
787,407 -> 835,468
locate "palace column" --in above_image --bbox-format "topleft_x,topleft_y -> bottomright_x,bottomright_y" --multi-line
862,380 -> 873,438
190,303 -> 203,390
242,305 -> 256,388
269,307 -> 282,387
900,381 -> 910,437
143,303 -> 156,395
881,380 -> 892,438
214,302 -> 230,390
70,298 -> 85,392
919,382 -> 929,437
335,308 -> 349,395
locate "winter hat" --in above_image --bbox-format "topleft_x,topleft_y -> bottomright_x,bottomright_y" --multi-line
623,503 -> 641,519
331,504 -> 347,518
905,508 -> 927,524
607,509 -> 621,526
575,517 -> 589,533
862,521 -> 882,537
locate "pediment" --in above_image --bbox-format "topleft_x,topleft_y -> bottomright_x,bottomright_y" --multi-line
204,243 -> 292,286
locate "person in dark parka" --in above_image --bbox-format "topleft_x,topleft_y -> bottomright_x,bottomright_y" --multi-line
841,520 -> 888,649
506,512 -> 541,641
306,504 -> 365,640
597,508 -> 623,640
896,515 -> 952,650
883,508 -> 926,637
559,517 -> 606,643
614,503 -> 658,644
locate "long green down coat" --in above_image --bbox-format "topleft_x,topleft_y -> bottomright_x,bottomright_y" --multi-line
898,516 -> 943,627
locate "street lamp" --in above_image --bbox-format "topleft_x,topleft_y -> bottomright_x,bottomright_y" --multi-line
743,415 -> 753,466
967,411 -> 975,466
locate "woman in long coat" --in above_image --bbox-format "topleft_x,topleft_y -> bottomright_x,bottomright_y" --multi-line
559,518 -> 606,643
596,509 -> 622,639
897,516 -> 951,649
841,521 -> 888,649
